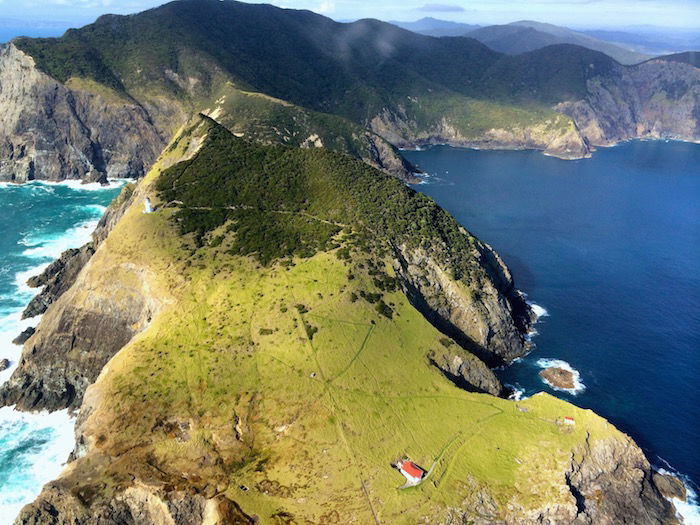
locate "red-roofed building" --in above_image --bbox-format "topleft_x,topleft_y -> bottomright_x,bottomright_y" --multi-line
564,416 -> 575,425
398,460 -> 425,484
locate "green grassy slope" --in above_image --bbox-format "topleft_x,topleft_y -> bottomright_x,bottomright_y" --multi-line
60,121 -> 623,523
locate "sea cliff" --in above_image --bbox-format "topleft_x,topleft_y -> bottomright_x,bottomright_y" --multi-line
2,120 -> 681,524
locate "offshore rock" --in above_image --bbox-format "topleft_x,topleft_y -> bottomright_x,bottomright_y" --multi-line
540,367 -> 576,390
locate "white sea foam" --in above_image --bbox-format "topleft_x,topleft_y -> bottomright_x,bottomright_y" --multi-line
505,384 -> 528,401
0,407 -> 74,525
535,358 -> 586,395
529,302 -> 549,320
28,178 -> 128,192
13,263 -> 50,297
21,218 -> 99,259
655,467 -> 700,525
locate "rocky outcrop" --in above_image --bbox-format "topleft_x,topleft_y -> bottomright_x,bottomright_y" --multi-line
15,483 -> 254,525
441,420 -> 676,524
0,43 -> 165,183
0,358 -> 9,371
429,347 -> 503,395
22,245 -> 95,319
364,131 -> 420,182
540,367 -> 576,390
12,327 -> 35,345
557,60 -> 700,147
392,239 -> 531,365
653,472 -> 687,502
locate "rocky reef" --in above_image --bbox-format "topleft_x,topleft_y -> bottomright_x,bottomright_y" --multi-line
540,366 -> 576,390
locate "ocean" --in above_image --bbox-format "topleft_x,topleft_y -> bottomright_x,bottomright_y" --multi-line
404,140 -> 700,522
0,180 -> 124,523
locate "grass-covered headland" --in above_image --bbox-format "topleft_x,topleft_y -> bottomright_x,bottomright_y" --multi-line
44,118 -> 628,524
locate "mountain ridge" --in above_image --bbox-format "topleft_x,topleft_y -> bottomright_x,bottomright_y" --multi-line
5,117 -> 680,524
0,0 -> 695,187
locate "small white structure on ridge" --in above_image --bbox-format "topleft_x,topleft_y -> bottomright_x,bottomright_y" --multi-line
143,197 -> 153,214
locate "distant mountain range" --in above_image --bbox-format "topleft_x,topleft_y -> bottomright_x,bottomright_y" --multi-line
389,17 -> 480,37
391,17 -> 651,64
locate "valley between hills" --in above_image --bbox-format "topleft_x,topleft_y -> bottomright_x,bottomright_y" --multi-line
0,0 -> 698,523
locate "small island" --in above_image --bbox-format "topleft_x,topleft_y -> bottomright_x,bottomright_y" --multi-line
539,367 -> 575,390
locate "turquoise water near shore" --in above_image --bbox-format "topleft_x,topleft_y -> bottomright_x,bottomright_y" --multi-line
0,180 -> 124,523
405,141 -> 700,521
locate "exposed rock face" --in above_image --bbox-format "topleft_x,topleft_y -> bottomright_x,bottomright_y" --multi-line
540,367 -> 576,390
557,60 -> 700,147
441,425 -> 676,524
15,484 -> 254,525
392,240 -> 531,365
364,131 -> 420,182
22,246 -> 95,319
429,348 -> 503,395
0,43 -> 165,183
370,109 -> 592,160
0,183 -> 155,411
653,472 -> 687,502
12,327 -> 35,345
0,358 -> 9,371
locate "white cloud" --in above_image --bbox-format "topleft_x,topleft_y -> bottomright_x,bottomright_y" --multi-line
315,0 -> 336,13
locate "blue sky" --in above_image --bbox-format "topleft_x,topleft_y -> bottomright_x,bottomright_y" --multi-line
0,0 -> 699,29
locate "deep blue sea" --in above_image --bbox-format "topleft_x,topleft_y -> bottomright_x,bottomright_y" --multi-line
405,140 -> 700,520
0,180 -> 124,523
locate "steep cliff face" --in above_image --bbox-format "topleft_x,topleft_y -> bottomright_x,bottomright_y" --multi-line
557,60 -> 700,147
0,181 -> 168,411
0,44 -> 166,183
370,108 -> 592,160
0,42 -> 416,183
392,240 -> 530,365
